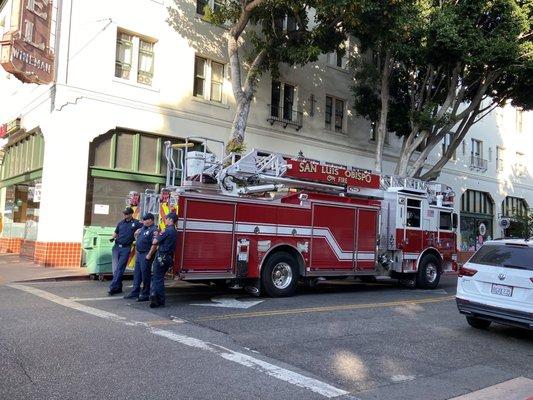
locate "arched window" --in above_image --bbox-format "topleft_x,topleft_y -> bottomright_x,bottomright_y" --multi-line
502,197 -> 529,217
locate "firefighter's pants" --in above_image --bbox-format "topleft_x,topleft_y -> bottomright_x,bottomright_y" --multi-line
150,253 -> 172,304
131,251 -> 152,298
109,245 -> 131,292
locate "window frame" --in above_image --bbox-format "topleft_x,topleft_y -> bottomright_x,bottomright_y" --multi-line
406,198 -> 422,229
270,80 -> 299,122
442,133 -> 457,161
471,138 -> 483,158
196,0 -> 224,16
115,29 -> 156,87
496,146 -> 504,172
193,55 -> 227,104
439,211 -> 453,231
325,95 -> 346,133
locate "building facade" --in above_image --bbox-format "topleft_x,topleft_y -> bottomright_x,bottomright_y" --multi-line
0,0 -> 531,267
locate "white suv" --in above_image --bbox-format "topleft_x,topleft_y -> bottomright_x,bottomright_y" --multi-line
456,239 -> 533,330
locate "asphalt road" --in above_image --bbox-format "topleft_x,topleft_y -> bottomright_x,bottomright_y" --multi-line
0,275 -> 531,400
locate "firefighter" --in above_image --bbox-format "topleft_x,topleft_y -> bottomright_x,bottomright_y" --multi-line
146,212 -> 178,308
108,207 -> 143,296
124,213 -> 158,301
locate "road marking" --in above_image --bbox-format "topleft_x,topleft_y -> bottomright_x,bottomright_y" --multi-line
69,296 -> 123,301
152,329 -> 350,398
196,295 -> 456,322
9,284 -> 129,323
391,375 -> 416,382
70,291 -> 224,302
9,283 -> 351,399
191,295 -> 264,309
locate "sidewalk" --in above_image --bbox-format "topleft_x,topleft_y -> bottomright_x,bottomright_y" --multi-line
0,254 -> 89,284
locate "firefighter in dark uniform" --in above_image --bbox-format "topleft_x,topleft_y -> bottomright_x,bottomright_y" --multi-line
124,213 -> 158,301
146,212 -> 178,308
108,207 -> 142,296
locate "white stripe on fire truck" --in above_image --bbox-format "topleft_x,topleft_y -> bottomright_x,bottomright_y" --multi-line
179,220 -> 375,262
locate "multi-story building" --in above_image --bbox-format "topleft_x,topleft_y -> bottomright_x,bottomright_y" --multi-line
0,0 -> 531,267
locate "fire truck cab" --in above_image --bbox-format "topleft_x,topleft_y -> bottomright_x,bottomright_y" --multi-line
131,137 -> 458,297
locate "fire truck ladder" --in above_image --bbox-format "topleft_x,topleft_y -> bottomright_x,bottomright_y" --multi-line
164,137 -> 234,188
217,149 -> 347,196
380,175 -> 428,194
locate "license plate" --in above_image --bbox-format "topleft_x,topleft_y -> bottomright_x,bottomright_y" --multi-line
491,284 -> 513,297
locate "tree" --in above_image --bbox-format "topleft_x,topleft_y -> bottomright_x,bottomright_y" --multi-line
174,1 -> 343,153
339,0 -> 533,179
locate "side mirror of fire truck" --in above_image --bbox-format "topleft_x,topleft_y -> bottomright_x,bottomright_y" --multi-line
452,213 -> 458,230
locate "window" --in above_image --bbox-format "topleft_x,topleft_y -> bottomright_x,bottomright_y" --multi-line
115,30 -> 156,86
196,0 -> 223,15
193,56 -> 225,103
469,244 -> 533,271
442,133 -> 457,161
470,139 -> 486,171
516,109 -> 524,134
325,96 -> 345,133
273,13 -> 298,32
270,81 -> 296,121
439,212 -> 452,231
327,43 -> 348,69
471,139 -> 482,158
406,198 -> 421,228
23,20 -> 34,43
496,146 -> 504,172
115,32 -> 133,80
514,152 -> 526,176
502,197 -> 528,217
137,40 -> 154,85
89,130 -> 168,175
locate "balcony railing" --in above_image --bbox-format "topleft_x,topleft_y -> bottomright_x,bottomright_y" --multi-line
267,105 -> 303,131
470,155 -> 487,172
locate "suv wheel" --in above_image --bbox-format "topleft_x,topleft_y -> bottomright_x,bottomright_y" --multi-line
466,316 -> 492,329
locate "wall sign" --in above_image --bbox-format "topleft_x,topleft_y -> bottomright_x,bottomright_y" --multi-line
94,204 -> 110,215
0,0 -> 55,84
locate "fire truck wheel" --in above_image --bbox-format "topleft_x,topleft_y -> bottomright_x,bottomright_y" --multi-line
416,254 -> 441,289
261,252 -> 299,297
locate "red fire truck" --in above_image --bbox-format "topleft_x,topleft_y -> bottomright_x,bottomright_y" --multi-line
133,137 -> 458,297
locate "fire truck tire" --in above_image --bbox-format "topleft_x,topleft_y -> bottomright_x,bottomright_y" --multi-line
261,252 -> 299,297
416,254 -> 441,289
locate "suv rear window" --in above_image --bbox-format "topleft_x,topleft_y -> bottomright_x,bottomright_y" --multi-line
469,244 -> 533,270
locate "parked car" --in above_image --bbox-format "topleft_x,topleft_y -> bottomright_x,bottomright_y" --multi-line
456,238 -> 533,330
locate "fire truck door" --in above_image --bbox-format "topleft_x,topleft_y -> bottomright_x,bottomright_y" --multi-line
181,199 -> 236,273
356,209 -> 378,271
311,204 -> 356,270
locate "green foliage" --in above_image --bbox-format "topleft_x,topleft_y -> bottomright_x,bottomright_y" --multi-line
208,0 -> 344,75
341,0 -> 532,140
509,212 -> 533,239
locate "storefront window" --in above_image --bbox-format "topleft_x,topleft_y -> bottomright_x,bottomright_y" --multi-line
460,190 -> 494,251
2,183 -> 41,240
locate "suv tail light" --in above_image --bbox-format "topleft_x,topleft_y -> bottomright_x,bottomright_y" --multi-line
458,266 -> 478,277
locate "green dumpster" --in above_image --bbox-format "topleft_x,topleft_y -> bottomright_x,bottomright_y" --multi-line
83,226 -> 116,276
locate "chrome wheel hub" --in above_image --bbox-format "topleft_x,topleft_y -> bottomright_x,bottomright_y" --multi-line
272,262 -> 292,290
426,263 -> 438,283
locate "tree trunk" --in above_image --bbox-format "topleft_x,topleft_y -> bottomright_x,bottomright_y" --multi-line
374,50 -> 392,173
394,137 -> 409,175
228,99 -> 251,150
